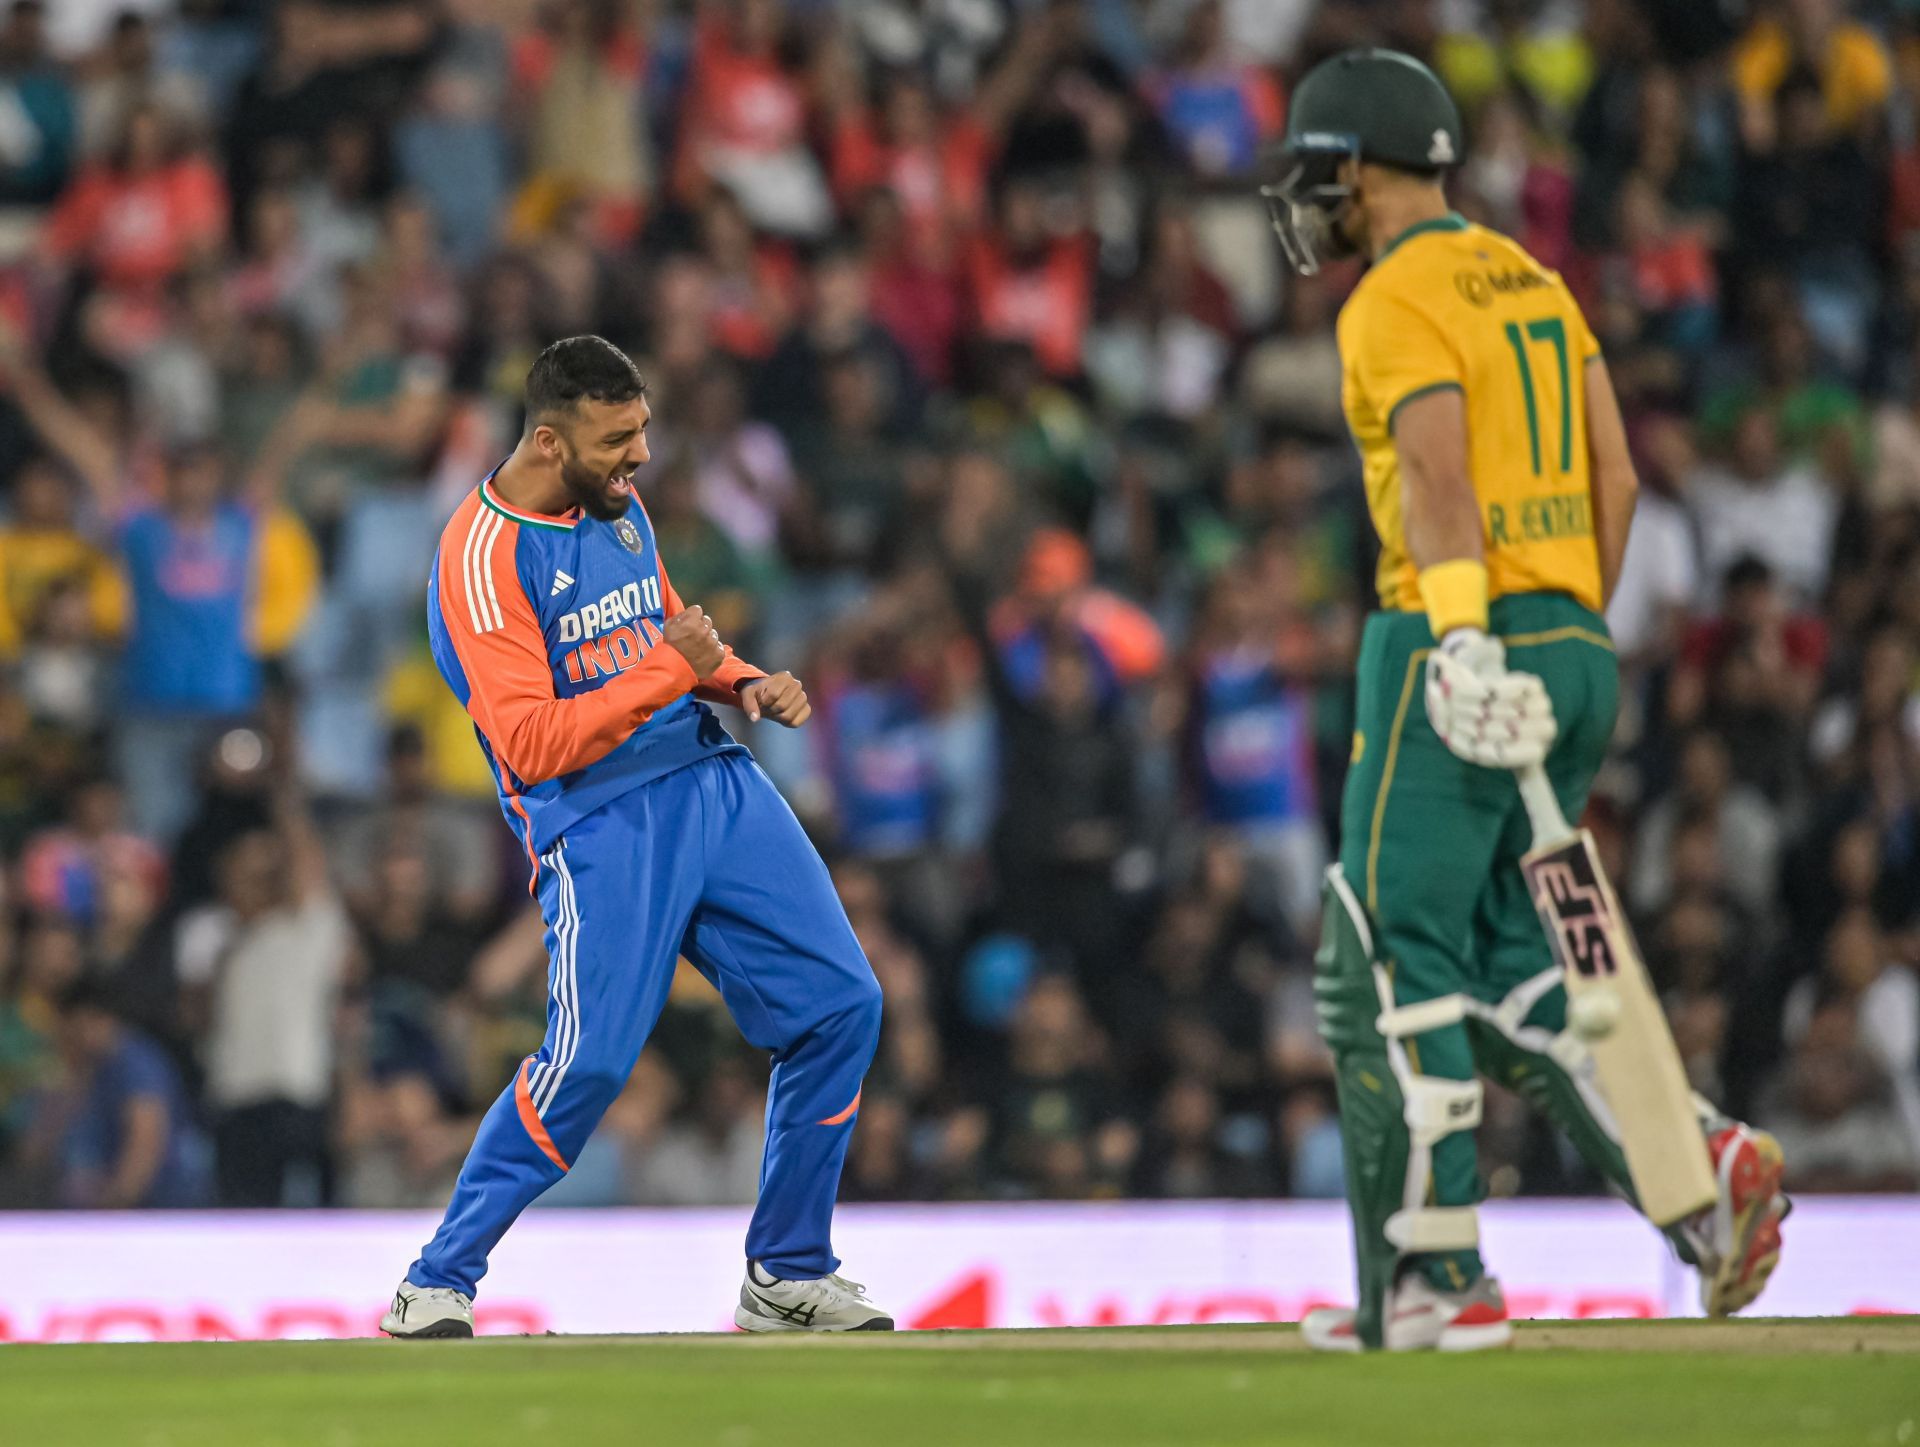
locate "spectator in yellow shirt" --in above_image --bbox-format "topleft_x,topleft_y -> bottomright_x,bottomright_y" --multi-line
0,455 -> 128,656
1734,0 -> 1891,146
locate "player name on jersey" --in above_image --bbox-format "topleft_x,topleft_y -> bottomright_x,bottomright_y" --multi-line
1487,492 -> 1594,546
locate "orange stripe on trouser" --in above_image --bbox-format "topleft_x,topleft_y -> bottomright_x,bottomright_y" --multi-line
817,1089 -> 861,1126
514,1059 -> 570,1171
504,790 -> 540,894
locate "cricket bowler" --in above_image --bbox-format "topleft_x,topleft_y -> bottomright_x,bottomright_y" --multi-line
1262,50 -> 1789,1351
380,337 -> 891,1336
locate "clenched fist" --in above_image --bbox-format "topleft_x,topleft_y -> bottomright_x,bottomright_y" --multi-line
739,671 -> 812,728
664,605 -> 727,678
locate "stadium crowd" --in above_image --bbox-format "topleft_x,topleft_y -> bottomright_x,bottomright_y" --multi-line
0,0 -> 1916,1212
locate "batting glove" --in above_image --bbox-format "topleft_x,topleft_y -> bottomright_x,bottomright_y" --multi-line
1423,627 -> 1558,770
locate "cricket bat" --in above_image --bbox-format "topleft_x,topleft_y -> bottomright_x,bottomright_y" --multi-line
1515,763 -> 1717,1226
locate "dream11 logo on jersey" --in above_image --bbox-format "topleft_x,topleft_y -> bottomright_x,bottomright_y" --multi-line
556,577 -> 664,684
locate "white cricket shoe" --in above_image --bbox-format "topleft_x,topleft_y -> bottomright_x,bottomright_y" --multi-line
380,1281 -> 474,1339
735,1261 -> 895,1333
1302,1272 -> 1512,1353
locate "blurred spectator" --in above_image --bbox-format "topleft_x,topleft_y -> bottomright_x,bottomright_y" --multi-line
21,976 -> 210,1208
1438,0 -> 1593,120
859,187 -> 965,388
1782,909 -> 1920,1149
988,974 -> 1137,1198
393,58 -> 511,272
1180,564 -> 1324,933
1239,275 -> 1344,438
1701,306 -> 1863,463
675,0 -> 830,238
40,102 -> 227,358
509,0 -> 651,248
0,0 -> 77,206
176,778 -> 349,1206
814,621 -> 946,883
681,355 -> 800,569
827,69 -> 995,257
1135,1075 -> 1276,1197
1605,415 -> 1698,667
966,175 -> 1096,380
1684,408 -> 1837,609
0,348 -> 319,838
1630,729 -> 1781,919
0,453 -> 128,656
1143,0 -> 1283,181
1808,624 -> 1920,774
20,777 -> 163,927
1085,204 -> 1236,422
754,239 -> 921,445
1669,555 -> 1826,802
628,1053 -> 766,1206
328,724 -> 499,928
1457,88 -> 1575,273
1732,0 -> 1891,147
1731,69 -> 1880,368
77,11 -> 204,162
1112,865 -> 1271,1094
1757,999 -> 1920,1192
334,1067 -> 468,1209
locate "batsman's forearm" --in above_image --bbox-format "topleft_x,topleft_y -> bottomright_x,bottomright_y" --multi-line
1584,358 -> 1638,606
1592,463 -> 1637,606
1406,472 -> 1486,572
1395,388 -> 1487,636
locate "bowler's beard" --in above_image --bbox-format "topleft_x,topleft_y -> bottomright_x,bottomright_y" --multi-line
559,446 -> 634,521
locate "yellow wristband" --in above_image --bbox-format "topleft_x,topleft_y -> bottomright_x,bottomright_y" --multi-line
1419,559 -> 1489,638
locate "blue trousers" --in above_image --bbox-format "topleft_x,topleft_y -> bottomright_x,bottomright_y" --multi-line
409,753 -> 882,1295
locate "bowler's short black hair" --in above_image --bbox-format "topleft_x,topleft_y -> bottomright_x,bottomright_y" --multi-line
525,336 -> 647,423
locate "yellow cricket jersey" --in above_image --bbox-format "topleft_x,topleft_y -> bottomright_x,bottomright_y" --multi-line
1337,212 -> 1604,614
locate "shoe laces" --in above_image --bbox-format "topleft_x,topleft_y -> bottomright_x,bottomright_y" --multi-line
819,1273 -> 870,1305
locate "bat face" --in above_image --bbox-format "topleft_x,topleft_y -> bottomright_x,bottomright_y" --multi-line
1523,840 -> 1624,981
1519,827 -> 1717,1226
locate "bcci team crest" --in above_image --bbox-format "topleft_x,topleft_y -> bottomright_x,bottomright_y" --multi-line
615,518 -> 644,554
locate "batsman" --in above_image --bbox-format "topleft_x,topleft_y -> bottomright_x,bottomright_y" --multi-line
1263,50 -> 1790,1352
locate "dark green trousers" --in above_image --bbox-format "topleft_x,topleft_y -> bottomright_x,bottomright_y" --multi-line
1326,592 -> 1628,1299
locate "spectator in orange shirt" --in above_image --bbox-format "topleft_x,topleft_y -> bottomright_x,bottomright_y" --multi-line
991,528 -> 1165,703
967,175 -> 1095,379
830,71 -> 995,259
40,103 -> 228,359
675,0 -> 831,238
1616,173 -> 1718,355
697,188 -> 800,363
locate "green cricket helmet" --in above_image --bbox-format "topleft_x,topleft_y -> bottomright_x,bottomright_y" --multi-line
1262,48 -> 1464,275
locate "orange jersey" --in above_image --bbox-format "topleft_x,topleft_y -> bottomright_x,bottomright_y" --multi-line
427,472 -> 765,884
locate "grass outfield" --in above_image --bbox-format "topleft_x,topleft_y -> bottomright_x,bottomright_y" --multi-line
3,1320 -> 1916,1447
